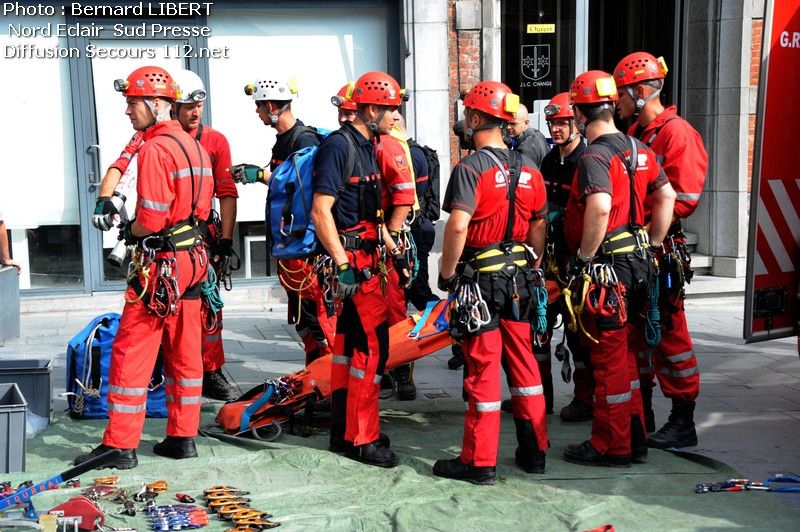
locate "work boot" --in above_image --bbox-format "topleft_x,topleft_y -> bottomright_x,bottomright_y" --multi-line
641,385 -> 655,432
564,441 -> 631,468
202,369 -> 238,401
73,444 -> 138,470
501,398 -> 513,414
379,373 -> 395,400
647,400 -> 698,449
392,363 -> 417,401
432,457 -> 496,485
514,447 -> 546,474
559,398 -> 593,422
631,415 -> 648,464
447,344 -> 465,370
153,436 -> 198,459
346,442 -> 398,468
329,433 -> 391,453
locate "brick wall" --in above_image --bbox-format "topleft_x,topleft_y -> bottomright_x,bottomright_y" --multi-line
447,0 -> 482,167
748,18 -> 763,191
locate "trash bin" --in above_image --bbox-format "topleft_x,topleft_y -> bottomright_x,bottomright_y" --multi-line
0,382 -> 27,473
0,359 -> 53,431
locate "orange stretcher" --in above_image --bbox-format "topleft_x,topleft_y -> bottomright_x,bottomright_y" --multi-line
216,298 -> 453,437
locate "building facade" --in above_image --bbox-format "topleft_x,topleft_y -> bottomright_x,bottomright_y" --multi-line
0,0 -> 758,295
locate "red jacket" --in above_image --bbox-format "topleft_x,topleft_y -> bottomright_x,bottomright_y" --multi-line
564,133 -> 668,253
375,135 -> 416,210
110,125 -> 237,199
629,105 -> 707,220
136,121 -> 214,234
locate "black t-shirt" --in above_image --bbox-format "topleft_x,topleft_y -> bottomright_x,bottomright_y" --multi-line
312,122 -> 382,232
539,141 -> 586,212
270,119 -> 320,171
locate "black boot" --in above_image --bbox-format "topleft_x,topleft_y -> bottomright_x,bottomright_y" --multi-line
379,373 -> 395,400
153,436 -> 198,459
647,400 -> 698,449
330,433 -> 391,453
202,369 -> 238,401
515,447 -> 546,474
564,441 -> 631,468
501,398 -> 513,414
73,444 -> 138,470
641,385 -> 655,433
513,417 -> 546,473
447,344 -> 465,370
542,374 -> 554,414
346,442 -> 398,468
559,398 -> 593,422
433,457 -> 496,485
392,363 -> 417,401
630,415 -> 648,464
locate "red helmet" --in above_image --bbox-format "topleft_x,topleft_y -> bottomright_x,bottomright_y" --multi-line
462,80 -> 519,121
114,66 -> 178,99
543,92 -> 573,121
331,83 -> 357,111
613,52 -> 668,88
569,71 -> 618,105
350,71 -> 408,106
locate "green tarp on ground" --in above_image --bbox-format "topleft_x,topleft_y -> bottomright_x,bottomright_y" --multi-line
4,401 -> 798,531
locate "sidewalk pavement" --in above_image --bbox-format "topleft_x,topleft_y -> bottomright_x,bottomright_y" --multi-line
2,278 -> 799,511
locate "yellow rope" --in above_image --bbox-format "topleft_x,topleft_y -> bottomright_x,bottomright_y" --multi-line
125,253 -> 150,303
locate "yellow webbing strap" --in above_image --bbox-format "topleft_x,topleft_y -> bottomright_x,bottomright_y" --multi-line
562,272 -> 599,344
471,244 -> 528,272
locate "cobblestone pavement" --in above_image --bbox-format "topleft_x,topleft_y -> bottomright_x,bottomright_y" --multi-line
2,291 -> 799,509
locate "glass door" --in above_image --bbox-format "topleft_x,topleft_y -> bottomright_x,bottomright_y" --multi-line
67,23 -> 206,291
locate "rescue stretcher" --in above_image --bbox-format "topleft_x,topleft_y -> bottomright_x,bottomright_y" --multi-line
216,298 -> 453,437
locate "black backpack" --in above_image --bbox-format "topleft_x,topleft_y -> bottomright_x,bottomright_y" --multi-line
409,139 -> 441,222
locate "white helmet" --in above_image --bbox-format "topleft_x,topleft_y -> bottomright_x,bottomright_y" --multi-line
173,69 -> 206,103
244,78 -> 298,102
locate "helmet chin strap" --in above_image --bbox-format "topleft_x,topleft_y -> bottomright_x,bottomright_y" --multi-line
144,98 -> 172,124
576,103 -> 611,135
464,120 -> 504,142
626,85 -> 661,114
268,102 -> 291,127
356,106 -> 388,137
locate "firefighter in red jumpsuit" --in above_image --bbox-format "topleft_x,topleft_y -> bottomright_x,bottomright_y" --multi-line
614,52 -> 708,448
311,71 -> 414,468
434,81 -> 549,484
563,70 -> 676,467
74,66 -> 214,469
91,69 -> 239,401
537,92 -> 593,421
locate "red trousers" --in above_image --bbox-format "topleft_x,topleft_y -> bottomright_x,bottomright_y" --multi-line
103,251 -> 205,449
461,320 -> 548,467
385,266 -> 409,327
280,259 -> 336,366
582,256 -> 650,456
638,298 -> 700,402
201,305 -> 224,373
588,326 -> 643,455
330,249 -> 389,446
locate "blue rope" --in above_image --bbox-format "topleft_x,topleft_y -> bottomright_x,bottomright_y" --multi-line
533,285 -> 548,334
201,264 -> 225,315
407,230 -> 419,283
644,274 -> 661,347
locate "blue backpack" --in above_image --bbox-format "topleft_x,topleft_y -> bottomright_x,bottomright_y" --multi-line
267,126 -> 357,259
66,312 -> 168,419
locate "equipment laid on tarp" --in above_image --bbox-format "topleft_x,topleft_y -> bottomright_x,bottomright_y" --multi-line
216,298 -> 452,437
